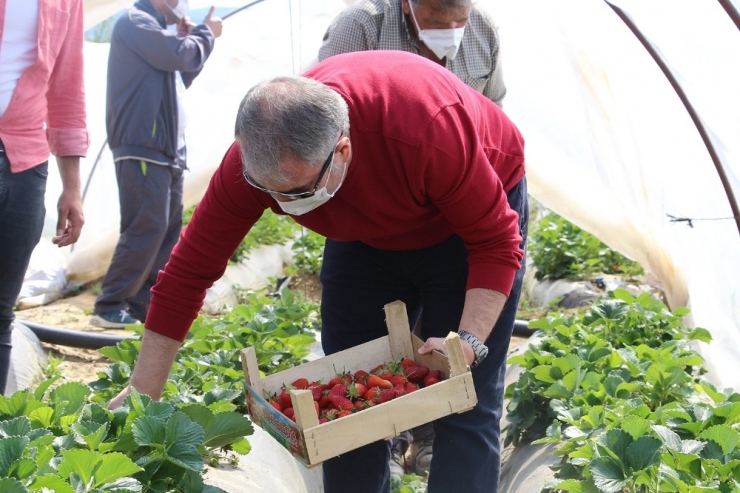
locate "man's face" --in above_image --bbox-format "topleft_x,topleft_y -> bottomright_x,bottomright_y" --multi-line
402,0 -> 471,32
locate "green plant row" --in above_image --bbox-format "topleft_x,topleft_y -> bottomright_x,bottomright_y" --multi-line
504,289 -> 740,492
0,291 -> 320,492
529,212 -> 644,281
183,207 -> 326,274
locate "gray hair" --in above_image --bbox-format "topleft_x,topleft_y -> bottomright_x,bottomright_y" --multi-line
234,76 -> 350,187
409,0 -> 471,8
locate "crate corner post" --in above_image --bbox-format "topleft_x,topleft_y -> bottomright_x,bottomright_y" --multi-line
240,347 -> 263,395
383,300 -> 415,361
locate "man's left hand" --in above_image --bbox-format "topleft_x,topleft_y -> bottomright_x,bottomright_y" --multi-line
52,189 -> 84,247
418,336 -> 475,367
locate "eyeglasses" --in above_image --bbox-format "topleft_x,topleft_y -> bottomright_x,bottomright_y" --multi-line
245,139 -> 339,200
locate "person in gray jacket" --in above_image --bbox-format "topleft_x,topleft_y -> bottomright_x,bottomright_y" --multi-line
91,0 -> 222,328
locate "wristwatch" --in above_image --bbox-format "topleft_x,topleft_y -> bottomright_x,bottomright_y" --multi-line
457,330 -> 489,369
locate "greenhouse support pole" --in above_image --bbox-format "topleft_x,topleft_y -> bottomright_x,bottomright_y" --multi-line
605,1 -> 740,238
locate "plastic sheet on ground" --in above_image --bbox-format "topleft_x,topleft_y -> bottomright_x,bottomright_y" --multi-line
6,322 -> 48,395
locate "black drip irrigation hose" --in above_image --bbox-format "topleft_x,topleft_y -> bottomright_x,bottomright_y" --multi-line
16,315 -> 534,351
16,319 -> 132,350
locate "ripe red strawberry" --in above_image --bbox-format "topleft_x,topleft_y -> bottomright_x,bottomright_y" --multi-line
377,388 -> 397,404
363,386 -> 380,401
379,371 -> 394,381
423,370 -> 442,387
314,401 -> 320,416
404,382 -> 418,394
323,409 -> 339,421
390,374 -> 407,387
283,407 -> 295,420
338,410 -> 353,418
329,384 -> 348,397
278,390 -> 293,410
367,375 -> 393,389
269,399 -> 282,412
308,385 -> 324,401
354,400 -> 367,411
406,365 -> 430,383
353,370 -> 369,384
329,395 -> 354,411
328,377 -> 344,388
347,383 -> 367,399
318,394 -> 332,409
339,372 -> 354,387
319,417 -> 329,424
399,358 -> 416,369
291,378 -> 309,389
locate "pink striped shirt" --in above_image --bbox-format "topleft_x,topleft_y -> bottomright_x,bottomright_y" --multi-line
0,0 -> 88,172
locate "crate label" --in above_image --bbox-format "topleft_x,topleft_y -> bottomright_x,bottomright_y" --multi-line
244,384 -> 309,462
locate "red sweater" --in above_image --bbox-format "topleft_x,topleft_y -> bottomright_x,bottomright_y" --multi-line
147,51 -> 526,341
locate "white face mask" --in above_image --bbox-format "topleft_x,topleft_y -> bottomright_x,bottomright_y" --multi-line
169,0 -> 189,20
409,5 -> 466,61
277,159 -> 348,216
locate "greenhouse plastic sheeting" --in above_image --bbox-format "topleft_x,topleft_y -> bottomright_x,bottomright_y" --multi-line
31,1 -> 740,389
475,0 -> 740,390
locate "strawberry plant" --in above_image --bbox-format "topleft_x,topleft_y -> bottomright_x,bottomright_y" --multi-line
0,381 -> 252,492
530,212 -> 644,281
503,288 -> 740,492
90,290 -> 319,411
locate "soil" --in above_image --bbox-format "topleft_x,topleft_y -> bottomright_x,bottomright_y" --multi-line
14,274 -> 528,386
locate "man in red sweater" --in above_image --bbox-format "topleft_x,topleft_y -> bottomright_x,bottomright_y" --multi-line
111,50 -> 528,493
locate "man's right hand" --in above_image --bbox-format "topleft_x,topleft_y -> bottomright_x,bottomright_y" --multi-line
108,386 -> 133,410
203,6 -> 223,38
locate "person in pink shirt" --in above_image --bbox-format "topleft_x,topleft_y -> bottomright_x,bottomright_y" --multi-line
0,0 -> 89,394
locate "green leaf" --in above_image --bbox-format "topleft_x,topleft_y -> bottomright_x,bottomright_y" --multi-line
621,416 -> 650,441
688,328 -> 712,343
597,429 -> 632,464
652,425 -> 682,452
164,412 -> 205,472
699,425 -> 740,455
203,413 -> 253,449
0,416 -> 31,438
625,436 -> 662,471
57,449 -> 100,485
591,457 -> 627,493
27,407 -> 54,429
27,474 -> 75,493
230,437 -> 251,455
71,422 -> 109,451
0,478 -> 29,493
92,452 -> 143,487
0,436 -> 30,476
131,416 -> 166,447
544,382 -> 572,399
49,382 -> 91,415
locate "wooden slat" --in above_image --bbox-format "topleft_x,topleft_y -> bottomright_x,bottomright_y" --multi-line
240,348 -> 262,396
411,333 -> 451,379
302,374 -> 477,464
383,301 -> 415,361
291,389 -> 319,430
444,332 -> 469,377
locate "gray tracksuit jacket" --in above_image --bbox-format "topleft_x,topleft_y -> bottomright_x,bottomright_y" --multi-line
106,0 -> 215,168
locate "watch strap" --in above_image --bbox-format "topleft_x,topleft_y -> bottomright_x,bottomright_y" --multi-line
457,330 -> 489,369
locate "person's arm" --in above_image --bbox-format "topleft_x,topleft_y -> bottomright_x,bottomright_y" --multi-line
483,59 -> 506,108
108,329 -> 183,407
181,7 -> 223,87
52,156 -> 84,246
419,288 -> 506,366
414,104 -> 523,364
121,13 -> 216,75
108,143 -> 266,408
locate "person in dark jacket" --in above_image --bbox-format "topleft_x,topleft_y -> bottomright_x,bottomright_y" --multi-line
91,0 -> 222,328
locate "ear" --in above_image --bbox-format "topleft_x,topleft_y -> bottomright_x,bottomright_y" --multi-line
336,134 -> 352,163
401,0 -> 412,16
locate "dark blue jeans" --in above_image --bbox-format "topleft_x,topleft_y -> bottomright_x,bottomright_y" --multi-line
0,140 -> 48,395
319,178 -> 528,493
94,160 -> 184,321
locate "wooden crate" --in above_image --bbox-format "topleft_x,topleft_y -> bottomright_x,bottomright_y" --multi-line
240,300 -> 478,467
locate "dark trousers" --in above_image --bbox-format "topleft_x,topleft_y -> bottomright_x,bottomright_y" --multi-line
94,160 -> 184,321
319,178 -> 529,493
0,140 -> 48,394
